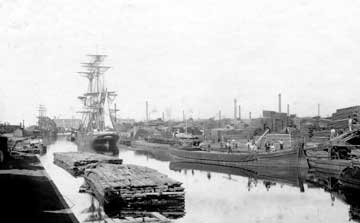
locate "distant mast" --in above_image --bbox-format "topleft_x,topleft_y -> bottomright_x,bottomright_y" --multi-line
77,54 -> 117,132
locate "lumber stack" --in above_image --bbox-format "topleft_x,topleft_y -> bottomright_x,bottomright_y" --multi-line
330,106 -> 360,130
84,163 -> 185,218
53,152 -> 123,176
328,119 -> 349,130
312,130 -> 330,138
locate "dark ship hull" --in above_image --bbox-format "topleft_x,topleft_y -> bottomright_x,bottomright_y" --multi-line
76,131 -> 119,155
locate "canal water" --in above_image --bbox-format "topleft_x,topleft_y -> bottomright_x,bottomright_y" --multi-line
40,137 -> 360,223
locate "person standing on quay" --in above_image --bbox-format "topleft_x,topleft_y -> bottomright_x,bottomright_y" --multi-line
348,116 -> 353,131
330,128 -> 336,139
279,140 -> 284,150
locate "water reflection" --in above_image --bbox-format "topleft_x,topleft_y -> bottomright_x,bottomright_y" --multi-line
169,162 -> 307,192
41,138 -> 360,223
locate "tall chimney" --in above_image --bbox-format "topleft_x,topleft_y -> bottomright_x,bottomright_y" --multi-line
162,112 -> 165,121
318,104 -> 320,117
183,110 -> 185,122
146,101 -> 149,121
287,104 -> 290,116
218,110 -> 222,127
234,99 -> 237,120
238,105 -> 241,120
249,112 -> 252,120
278,93 -> 282,113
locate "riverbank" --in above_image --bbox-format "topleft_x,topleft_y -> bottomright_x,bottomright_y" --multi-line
0,152 -> 78,223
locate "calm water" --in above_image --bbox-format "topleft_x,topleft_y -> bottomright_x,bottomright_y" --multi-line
40,137 -> 360,223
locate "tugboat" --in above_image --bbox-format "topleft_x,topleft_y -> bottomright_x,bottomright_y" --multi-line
75,54 -> 119,155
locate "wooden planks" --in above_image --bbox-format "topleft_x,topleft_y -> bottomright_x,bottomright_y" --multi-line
84,163 -> 185,218
53,152 -> 122,176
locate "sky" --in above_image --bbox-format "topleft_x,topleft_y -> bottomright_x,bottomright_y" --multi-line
1,0 -> 360,125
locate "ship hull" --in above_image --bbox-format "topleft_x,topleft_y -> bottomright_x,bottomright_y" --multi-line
170,148 -> 304,169
76,132 -> 119,155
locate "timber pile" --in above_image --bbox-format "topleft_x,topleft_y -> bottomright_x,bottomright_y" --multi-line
330,106 -> 360,129
53,152 -> 123,176
328,119 -> 349,130
312,130 -> 330,138
310,137 -> 329,144
105,212 -> 171,223
332,106 -> 360,120
84,163 -> 185,217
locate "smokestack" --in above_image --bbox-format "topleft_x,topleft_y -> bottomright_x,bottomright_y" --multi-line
318,104 -> 320,117
183,110 -> 185,122
162,112 -> 165,121
287,104 -> 290,116
278,93 -> 282,113
238,105 -> 241,120
249,112 -> 252,120
146,101 -> 149,121
218,110 -> 222,127
234,99 -> 237,120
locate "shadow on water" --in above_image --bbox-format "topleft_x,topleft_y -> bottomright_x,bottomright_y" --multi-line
170,161 -> 307,192
306,170 -> 360,222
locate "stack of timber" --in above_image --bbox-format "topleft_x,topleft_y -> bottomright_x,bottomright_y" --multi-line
330,106 -> 360,130
53,152 -> 123,176
84,163 -> 185,218
105,212 -> 171,223
332,106 -> 360,120
312,130 -> 330,138
328,119 -> 349,130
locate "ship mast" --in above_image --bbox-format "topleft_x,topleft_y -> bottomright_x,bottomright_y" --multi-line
78,54 -> 113,132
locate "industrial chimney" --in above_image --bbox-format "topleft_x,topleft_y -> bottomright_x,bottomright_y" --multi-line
146,101 -> 149,121
234,99 -> 237,120
278,93 -> 282,113
287,104 -> 290,116
238,105 -> 241,120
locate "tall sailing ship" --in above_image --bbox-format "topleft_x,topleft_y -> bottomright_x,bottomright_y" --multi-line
75,54 -> 119,155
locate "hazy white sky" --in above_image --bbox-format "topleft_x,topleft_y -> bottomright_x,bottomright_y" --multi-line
1,0 -> 360,125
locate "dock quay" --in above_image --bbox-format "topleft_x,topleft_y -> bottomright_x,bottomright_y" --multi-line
0,145 -> 78,222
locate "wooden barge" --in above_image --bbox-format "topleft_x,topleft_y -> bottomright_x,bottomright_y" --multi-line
170,146 -> 305,168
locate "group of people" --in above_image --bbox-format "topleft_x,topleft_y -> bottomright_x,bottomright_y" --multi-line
264,140 -> 284,152
246,139 -> 284,152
